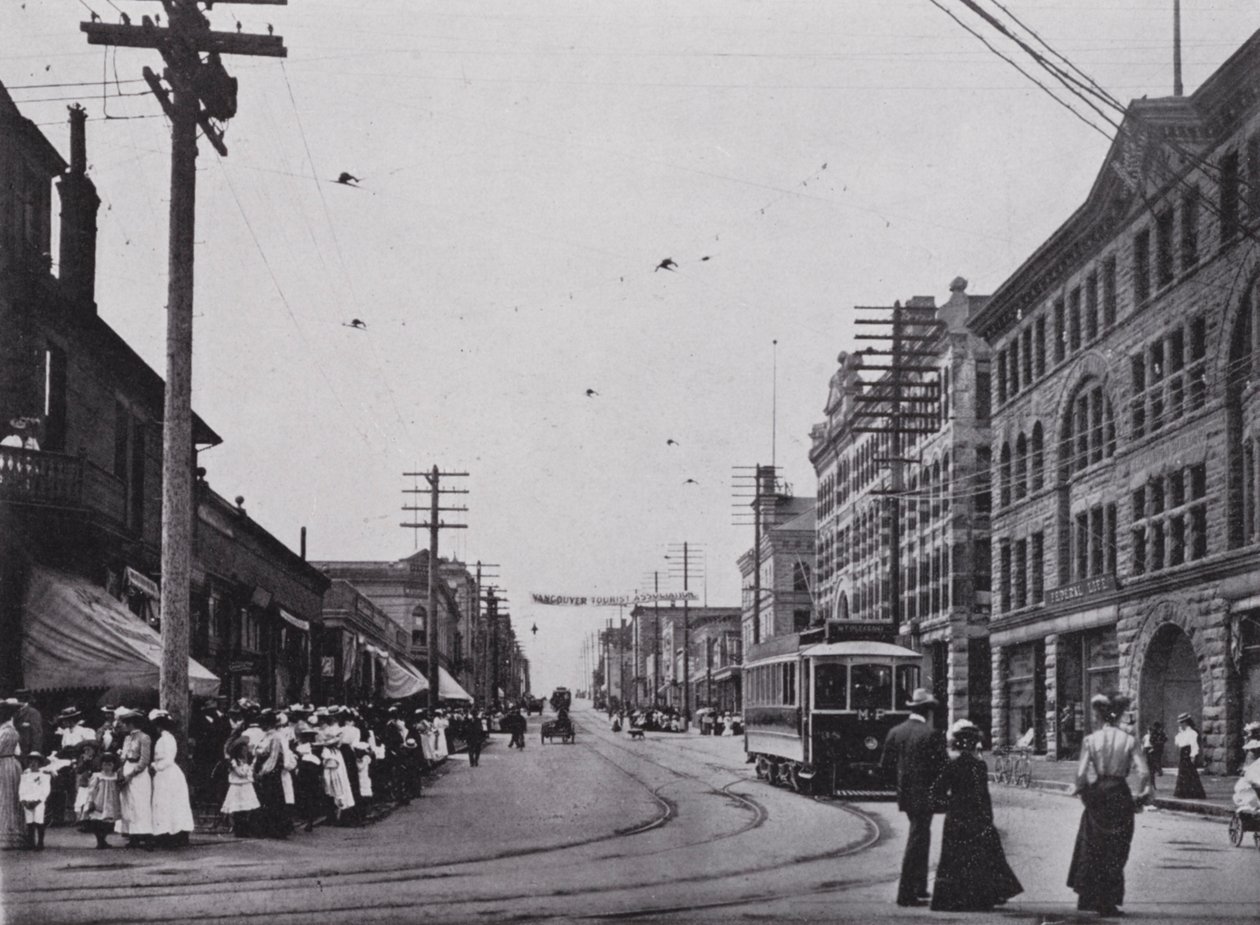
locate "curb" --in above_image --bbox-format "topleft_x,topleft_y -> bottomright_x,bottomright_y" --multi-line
1014,777 -> 1235,820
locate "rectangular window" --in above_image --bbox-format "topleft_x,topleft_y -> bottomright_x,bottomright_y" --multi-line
1170,514 -> 1186,566
1182,187 -> 1200,269
975,446 -> 992,513
1132,526 -> 1146,575
999,541 -> 1011,613
1102,257 -> 1117,329
1031,532 -> 1044,603
1189,316 -> 1207,409
996,352 -> 1007,406
1134,229 -> 1151,304
1221,150 -> 1241,242
1054,298 -> 1066,363
1131,353 -> 1146,438
42,345 -> 67,453
1132,485 -> 1146,522
1156,208 -> 1175,288
1152,520 -> 1166,571
975,370 -> 991,423
1084,273 -> 1098,343
1014,539 -> 1028,609
1021,327 -> 1033,387
1034,316 -> 1047,377
1089,506 -> 1105,576
1105,503 -> 1117,575
975,537 -> 991,593
1009,336 -> 1020,395
1068,287 -> 1082,352
1075,512 -> 1089,580
1191,504 -> 1208,559
1149,341 -> 1164,431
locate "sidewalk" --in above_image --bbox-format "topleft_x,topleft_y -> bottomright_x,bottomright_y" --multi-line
1014,754 -> 1240,818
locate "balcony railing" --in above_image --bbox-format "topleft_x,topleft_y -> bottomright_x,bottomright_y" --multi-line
0,445 -> 126,525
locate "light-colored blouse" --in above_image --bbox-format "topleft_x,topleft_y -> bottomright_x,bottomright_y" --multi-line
1174,726 -> 1200,757
1075,725 -> 1151,792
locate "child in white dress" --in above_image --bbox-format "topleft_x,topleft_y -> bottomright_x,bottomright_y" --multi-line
19,753 -> 52,851
221,742 -> 260,837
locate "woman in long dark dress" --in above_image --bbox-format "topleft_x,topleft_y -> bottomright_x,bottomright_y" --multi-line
929,719 -> 1023,912
1172,712 -> 1206,800
1067,692 -> 1152,917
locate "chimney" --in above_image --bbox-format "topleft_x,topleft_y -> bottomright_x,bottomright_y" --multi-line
57,104 -> 100,310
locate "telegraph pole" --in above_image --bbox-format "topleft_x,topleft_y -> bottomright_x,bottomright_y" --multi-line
82,0 -> 287,734
472,561 -> 500,706
733,465 -> 779,647
401,467 -> 469,711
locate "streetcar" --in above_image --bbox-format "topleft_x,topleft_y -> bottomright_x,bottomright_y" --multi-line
743,623 -> 921,796
549,686 -> 572,712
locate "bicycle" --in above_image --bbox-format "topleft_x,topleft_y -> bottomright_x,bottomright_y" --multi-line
990,746 -> 1012,784
1009,746 -> 1033,788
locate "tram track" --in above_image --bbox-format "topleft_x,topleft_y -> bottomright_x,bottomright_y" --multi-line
6,711 -> 892,924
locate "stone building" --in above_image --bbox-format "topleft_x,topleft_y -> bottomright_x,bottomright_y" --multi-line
736,476 -> 816,654
968,31 -> 1260,771
809,280 -> 994,728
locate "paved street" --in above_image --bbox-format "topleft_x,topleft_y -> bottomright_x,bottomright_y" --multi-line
2,704 -> 1258,924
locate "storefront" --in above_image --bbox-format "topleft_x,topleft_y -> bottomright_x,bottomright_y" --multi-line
1002,640 -> 1044,751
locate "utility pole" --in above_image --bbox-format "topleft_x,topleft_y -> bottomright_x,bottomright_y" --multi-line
472,561 -> 499,706
653,573 -> 661,709
853,299 -> 944,638
401,467 -> 469,711
665,542 -> 699,727
82,0 -> 287,735
733,465 -> 779,648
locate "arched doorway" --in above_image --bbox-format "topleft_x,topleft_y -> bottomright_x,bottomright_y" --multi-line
1140,623 -> 1202,753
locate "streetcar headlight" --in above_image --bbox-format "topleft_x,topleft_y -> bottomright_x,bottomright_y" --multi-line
864,736 -> 879,751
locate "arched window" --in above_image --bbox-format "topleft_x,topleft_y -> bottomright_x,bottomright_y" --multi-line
1015,433 -> 1028,499
1031,423 -> 1045,491
1000,442 -> 1012,507
1059,377 -> 1115,479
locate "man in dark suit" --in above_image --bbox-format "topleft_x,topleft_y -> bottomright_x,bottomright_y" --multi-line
881,687 -> 947,907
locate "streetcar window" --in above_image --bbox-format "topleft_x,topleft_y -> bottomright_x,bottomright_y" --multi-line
814,663 -> 848,709
782,662 -> 796,705
850,663 -> 893,711
894,664 -> 922,710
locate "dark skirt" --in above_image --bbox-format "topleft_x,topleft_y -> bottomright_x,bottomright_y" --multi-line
931,756 -> 1022,912
253,771 -> 291,838
1173,746 -> 1205,799
1067,777 -> 1135,912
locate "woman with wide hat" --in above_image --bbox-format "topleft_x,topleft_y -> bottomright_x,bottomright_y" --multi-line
114,709 -> 154,848
1173,712 -> 1206,800
929,719 -> 1023,911
1067,692 -> 1152,917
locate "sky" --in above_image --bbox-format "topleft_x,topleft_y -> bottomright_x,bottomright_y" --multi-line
5,0 -> 1259,694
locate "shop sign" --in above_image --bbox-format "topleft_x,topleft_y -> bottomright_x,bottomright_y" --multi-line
321,656 -> 336,678
229,660 -> 259,674
1046,574 -> 1117,606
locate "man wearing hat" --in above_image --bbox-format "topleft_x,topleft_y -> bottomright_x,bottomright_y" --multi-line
881,688 -> 948,907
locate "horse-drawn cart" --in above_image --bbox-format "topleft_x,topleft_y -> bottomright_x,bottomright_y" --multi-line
541,718 -> 575,745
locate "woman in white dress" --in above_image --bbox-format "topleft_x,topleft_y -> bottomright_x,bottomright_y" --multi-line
148,711 -> 195,847
115,711 -> 154,847
433,711 -> 449,760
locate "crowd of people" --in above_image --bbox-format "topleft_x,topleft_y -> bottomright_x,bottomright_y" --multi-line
0,691 -> 503,851
605,705 -> 742,735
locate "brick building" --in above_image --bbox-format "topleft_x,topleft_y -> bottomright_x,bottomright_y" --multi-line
968,31 -> 1260,771
313,551 -> 477,701
809,280 -> 994,728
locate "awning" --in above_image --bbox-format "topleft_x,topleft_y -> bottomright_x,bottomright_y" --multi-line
384,656 -> 428,699
278,608 -> 310,632
438,666 -> 473,702
22,565 -> 219,696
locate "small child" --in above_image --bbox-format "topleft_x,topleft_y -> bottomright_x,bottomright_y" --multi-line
19,752 -> 52,851
74,743 -> 99,822
1143,722 -> 1168,784
221,741 -> 260,837
83,752 -> 123,848
294,733 -> 323,832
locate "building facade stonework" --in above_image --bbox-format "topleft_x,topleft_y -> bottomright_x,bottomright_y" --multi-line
969,32 -> 1260,772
